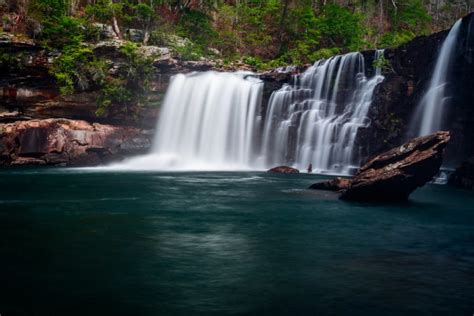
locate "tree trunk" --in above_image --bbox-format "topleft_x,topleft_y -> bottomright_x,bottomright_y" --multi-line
277,0 -> 290,56
112,15 -> 122,39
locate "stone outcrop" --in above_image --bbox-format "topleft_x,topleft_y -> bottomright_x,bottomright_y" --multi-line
0,119 -> 152,166
339,131 -> 451,202
309,132 -> 451,201
267,166 -> 300,174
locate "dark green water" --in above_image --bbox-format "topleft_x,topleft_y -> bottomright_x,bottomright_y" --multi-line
0,169 -> 473,315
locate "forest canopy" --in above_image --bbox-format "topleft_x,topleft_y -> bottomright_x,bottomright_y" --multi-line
1,0 -> 469,66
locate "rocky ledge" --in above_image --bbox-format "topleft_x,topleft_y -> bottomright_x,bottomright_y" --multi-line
0,119 -> 152,166
309,131 -> 451,202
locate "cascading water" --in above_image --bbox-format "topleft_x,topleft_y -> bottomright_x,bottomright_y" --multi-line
115,71 -> 263,170
112,51 -> 383,172
259,50 -> 385,174
409,19 -> 462,137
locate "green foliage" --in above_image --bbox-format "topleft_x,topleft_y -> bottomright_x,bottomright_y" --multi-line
41,15 -> 85,48
51,44 -> 96,95
173,41 -> 203,61
134,3 -> 154,22
51,41 -> 154,117
96,79 -> 133,116
29,0 -> 69,19
391,0 -> 432,34
378,30 -> 416,47
177,10 -> 217,55
373,53 -> 392,73
96,42 -> 154,116
0,48 -> 27,71
310,48 -> 342,61
278,5 -> 321,64
85,0 -> 123,24
316,4 -> 366,51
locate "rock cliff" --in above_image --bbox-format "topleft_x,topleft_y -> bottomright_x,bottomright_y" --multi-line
360,13 -> 474,170
0,119 -> 152,166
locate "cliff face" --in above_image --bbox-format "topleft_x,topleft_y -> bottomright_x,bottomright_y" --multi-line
0,37 -> 291,166
361,13 -> 474,169
0,38 -> 219,129
0,119 -> 153,166
1,14 -> 473,169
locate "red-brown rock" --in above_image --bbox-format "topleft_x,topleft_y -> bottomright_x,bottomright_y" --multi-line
0,118 -> 152,166
340,131 -> 451,202
267,166 -> 300,174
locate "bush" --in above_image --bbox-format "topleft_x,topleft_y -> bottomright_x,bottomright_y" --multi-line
51,44 -> 98,95
373,53 -> 392,72
96,42 -> 155,116
316,5 -> 366,51
40,15 -> 85,48
177,10 -> 216,55
379,30 -> 416,47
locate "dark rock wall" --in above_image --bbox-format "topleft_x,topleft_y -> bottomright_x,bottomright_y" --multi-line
361,12 -> 474,168
448,13 -> 474,166
2,13 -> 474,170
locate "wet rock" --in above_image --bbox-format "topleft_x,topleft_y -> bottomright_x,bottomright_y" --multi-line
0,119 -> 153,166
309,177 -> 351,192
267,166 -> 300,174
341,131 -> 451,202
448,157 -> 474,190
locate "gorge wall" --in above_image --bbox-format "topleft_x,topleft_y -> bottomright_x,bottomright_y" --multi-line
1,13 -> 474,171
362,12 -> 474,168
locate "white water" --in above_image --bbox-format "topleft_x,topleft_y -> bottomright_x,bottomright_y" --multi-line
111,51 -> 384,172
410,19 -> 462,137
259,50 -> 385,174
112,71 -> 263,171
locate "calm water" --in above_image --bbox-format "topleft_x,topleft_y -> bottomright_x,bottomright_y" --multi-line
0,169 -> 473,315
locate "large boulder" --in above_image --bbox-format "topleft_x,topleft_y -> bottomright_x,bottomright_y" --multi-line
340,131 -> 451,202
267,165 -> 300,174
0,118 -> 153,166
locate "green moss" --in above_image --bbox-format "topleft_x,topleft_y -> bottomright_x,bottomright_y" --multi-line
373,54 -> 392,73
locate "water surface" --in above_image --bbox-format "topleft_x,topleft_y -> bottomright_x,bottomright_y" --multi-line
0,169 -> 473,315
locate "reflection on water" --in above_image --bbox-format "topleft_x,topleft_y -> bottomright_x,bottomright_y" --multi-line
0,170 -> 473,315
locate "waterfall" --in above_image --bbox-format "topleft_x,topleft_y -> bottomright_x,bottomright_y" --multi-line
259,50 -> 385,174
116,71 -> 263,170
112,51 -> 384,172
409,19 -> 462,137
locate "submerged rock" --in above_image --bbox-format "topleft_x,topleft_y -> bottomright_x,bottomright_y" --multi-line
0,119 -> 152,166
267,166 -> 300,174
308,177 -> 351,192
340,131 -> 451,202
